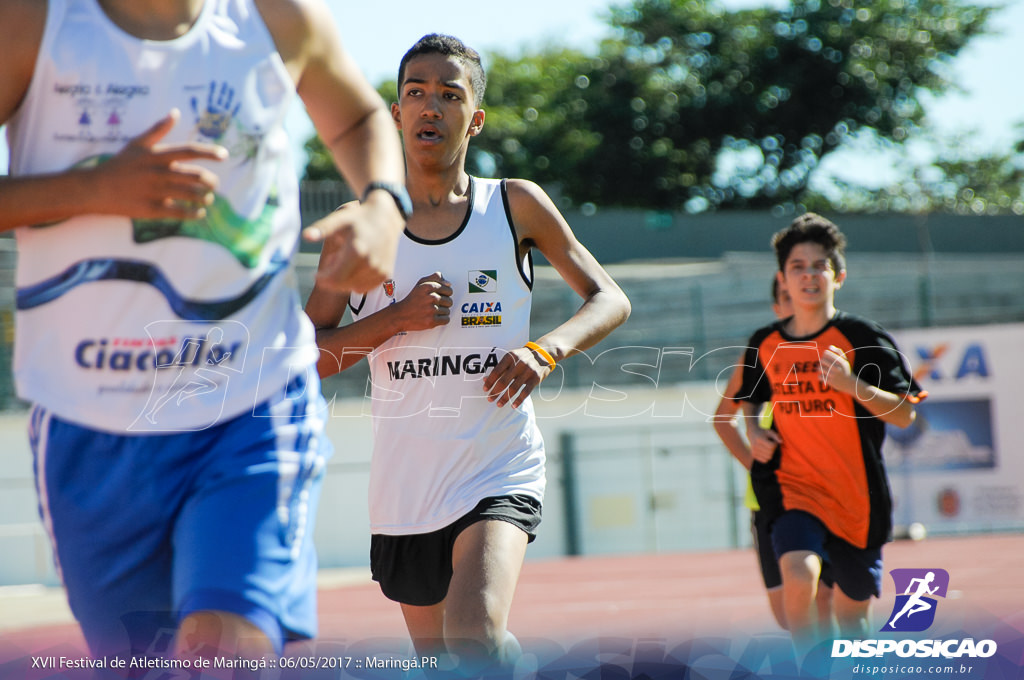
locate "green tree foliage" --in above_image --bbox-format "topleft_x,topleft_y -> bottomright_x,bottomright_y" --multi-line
302,133 -> 339,182
477,0 -> 994,211
303,0 -> 1009,213
474,50 -> 607,186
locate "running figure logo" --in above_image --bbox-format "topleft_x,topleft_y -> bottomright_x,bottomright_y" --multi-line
882,568 -> 950,632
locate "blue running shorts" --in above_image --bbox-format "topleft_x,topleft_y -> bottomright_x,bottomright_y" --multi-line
29,370 -> 331,659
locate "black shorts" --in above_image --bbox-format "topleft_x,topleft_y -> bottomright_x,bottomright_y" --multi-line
753,509 -> 835,591
772,510 -> 881,601
751,509 -> 783,590
370,495 -> 542,606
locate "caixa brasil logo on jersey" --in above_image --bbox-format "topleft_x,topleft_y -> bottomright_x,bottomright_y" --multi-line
832,568 -> 997,659
461,301 -> 502,327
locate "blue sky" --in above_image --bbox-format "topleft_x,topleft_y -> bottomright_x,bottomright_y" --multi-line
3,0 -> 1020,186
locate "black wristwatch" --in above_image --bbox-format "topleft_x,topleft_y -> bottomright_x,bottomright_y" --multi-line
362,181 -> 413,221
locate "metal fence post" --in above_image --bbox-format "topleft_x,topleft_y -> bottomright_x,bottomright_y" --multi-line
560,431 -> 581,556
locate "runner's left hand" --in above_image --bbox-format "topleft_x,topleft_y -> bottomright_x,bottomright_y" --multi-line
483,347 -> 553,408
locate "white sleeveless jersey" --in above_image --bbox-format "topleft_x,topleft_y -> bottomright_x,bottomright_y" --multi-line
352,177 -> 546,535
5,0 -> 316,432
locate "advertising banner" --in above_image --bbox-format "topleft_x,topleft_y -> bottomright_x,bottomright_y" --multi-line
887,323 -> 1024,535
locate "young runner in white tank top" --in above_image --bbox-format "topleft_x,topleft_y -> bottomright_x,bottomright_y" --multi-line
352,176 -> 545,535
306,34 -> 630,676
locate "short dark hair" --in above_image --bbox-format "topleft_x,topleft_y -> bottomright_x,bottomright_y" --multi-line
771,212 -> 847,274
397,34 -> 486,107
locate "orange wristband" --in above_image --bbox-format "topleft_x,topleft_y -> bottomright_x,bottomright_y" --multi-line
525,341 -> 556,369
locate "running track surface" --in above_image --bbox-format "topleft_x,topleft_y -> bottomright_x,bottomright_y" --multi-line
3,533 -> 1023,670
319,533 -> 1024,642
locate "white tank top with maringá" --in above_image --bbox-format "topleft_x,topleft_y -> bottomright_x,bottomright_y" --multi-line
6,0 -> 315,432
352,177 -> 546,535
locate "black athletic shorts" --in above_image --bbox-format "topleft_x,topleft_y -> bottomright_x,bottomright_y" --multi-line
370,494 -> 542,607
773,510 -> 880,601
753,509 -> 835,590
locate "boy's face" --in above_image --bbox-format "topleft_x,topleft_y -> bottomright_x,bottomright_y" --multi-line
779,241 -> 845,311
392,53 -> 484,167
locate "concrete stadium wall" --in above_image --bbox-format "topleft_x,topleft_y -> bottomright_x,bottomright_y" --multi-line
297,183 -> 1024,261
0,381 -> 743,588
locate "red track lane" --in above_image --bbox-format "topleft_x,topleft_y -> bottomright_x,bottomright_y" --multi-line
3,533 -> 1023,663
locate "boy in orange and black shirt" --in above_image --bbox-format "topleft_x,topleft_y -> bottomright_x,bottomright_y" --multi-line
734,214 -> 924,654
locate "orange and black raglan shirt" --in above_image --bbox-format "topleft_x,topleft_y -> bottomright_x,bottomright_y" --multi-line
736,311 -> 924,550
